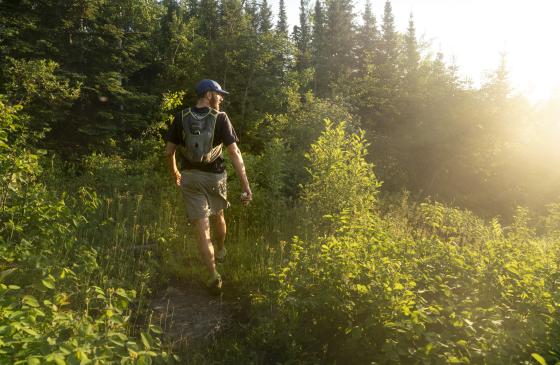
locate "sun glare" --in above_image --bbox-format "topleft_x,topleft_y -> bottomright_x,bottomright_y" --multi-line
356,0 -> 560,104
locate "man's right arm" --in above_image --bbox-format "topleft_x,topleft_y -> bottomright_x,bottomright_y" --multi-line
164,142 -> 181,187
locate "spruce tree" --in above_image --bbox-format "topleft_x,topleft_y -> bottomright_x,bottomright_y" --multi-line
1,0 -> 163,150
404,14 -> 420,76
245,0 -> 259,33
377,0 -> 399,79
311,0 -> 328,96
276,0 -> 288,36
294,0 -> 311,73
259,0 -> 273,34
356,0 -> 378,75
353,0 -> 380,134
372,0 -> 399,131
199,0 -> 218,41
186,0 -> 199,18
325,0 -> 355,96
402,13 -> 420,95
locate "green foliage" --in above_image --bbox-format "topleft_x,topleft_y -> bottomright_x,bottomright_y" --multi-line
302,120 -> 380,234
544,203 -> 560,240
1,99 -> 175,363
250,94 -> 355,199
255,196 -> 558,364
0,281 -> 170,364
5,58 -> 80,108
226,127 -> 560,365
234,138 -> 289,234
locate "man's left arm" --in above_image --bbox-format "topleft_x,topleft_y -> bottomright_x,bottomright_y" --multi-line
226,142 -> 252,205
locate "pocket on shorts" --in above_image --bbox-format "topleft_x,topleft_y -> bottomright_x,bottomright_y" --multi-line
216,175 -> 227,199
180,170 -> 199,194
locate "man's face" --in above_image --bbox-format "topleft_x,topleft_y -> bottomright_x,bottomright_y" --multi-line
209,92 -> 223,110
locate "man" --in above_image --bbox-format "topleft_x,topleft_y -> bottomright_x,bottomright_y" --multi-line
164,79 -> 252,292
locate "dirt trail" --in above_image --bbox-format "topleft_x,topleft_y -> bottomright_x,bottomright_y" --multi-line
151,286 -> 233,347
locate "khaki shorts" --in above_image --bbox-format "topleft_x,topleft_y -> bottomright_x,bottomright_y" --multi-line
180,169 -> 229,220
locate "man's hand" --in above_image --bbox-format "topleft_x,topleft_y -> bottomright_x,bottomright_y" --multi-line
165,142 -> 181,187
226,143 -> 252,207
174,170 -> 182,187
241,186 -> 252,206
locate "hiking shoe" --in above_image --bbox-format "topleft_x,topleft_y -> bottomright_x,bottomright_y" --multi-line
215,247 -> 227,264
206,271 -> 222,293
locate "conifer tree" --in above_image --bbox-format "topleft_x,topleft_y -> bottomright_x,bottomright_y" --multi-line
199,0 -> 219,41
353,0 -> 381,133
276,0 -> 288,36
294,0 -> 311,73
370,0 -> 399,133
1,0 -> 163,149
185,0 -> 199,18
380,0 -> 398,64
324,0 -> 355,96
403,13 -> 420,94
356,0 -> 378,75
404,15 -> 419,73
259,0 -> 273,34
311,0 -> 328,96
245,0 -> 259,33
483,52 -> 510,103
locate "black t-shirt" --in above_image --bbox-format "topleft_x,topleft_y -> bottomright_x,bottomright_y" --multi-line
165,107 -> 239,173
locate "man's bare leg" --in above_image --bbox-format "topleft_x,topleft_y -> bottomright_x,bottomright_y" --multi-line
211,210 -> 227,254
192,217 -> 216,275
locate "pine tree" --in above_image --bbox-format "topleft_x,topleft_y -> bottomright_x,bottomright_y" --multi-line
157,0 -> 207,91
245,0 -> 259,33
1,0 -> 163,149
199,0 -> 219,41
356,0 -> 378,75
185,0 -> 199,18
294,0 -> 311,73
380,0 -> 398,63
402,13 -> 420,94
276,0 -> 288,36
311,0 -> 328,96
324,0 -> 355,95
404,14 -> 419,75
353,0 -> 380,132
371,0 -> 399,131
259,0 -> 273,33
484,52 -> 510,103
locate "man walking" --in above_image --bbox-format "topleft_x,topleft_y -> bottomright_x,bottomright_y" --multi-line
164,79 -> 252,292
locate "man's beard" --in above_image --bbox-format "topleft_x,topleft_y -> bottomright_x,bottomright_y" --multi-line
210,94 -> 220,111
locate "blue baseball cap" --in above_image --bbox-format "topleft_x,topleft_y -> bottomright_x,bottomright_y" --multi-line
195,79 -> 229,97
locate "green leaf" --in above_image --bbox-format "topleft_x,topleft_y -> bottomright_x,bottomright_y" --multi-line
23,327 -> 40,336
42,277 -> 55,289
0,268 -> 16,283
45,353 -> 66,365
137,354 -> 153,365
531,353 -> 548,365
140,333 -> 151,350
22,295 -> 40,308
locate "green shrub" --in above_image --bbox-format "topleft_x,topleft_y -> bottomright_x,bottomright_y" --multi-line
1,97 -> 175,364
247,124 -> 559,364
301,120 -> 381,236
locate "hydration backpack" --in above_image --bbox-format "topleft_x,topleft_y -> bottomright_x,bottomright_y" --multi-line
179,107 -> 220,164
